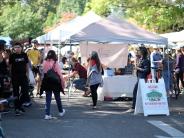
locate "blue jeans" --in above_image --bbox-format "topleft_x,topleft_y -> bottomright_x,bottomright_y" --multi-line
162,71 -> 173,92
73,78 -> 88,92
45,91 -> 63,115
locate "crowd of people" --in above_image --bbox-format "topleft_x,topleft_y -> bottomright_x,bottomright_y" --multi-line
0,39 -> 103,119
128,45 -> 184,112
0,38 -> 184,118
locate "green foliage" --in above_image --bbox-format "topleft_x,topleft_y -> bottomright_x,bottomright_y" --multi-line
85,0 -> 121,16
86,0 -> 184,33
124,0 -> 184,33
43,0 -> 88,28
44,12 -> 58,27
0,2 -> 43,40
57,0 -> 87,15
0,0 -> 60,40
0,0 -> 184,41
25,0 -> 59,19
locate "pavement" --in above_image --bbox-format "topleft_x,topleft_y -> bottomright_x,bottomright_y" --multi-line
1,90 -> 184,138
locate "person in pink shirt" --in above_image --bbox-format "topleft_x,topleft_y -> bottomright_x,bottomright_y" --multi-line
41,50 -> 65,120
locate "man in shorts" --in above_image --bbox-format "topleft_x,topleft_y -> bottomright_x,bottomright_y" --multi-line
27,40 -> 42,97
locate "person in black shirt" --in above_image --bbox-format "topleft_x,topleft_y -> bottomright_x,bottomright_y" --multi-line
9,43 -> 30,116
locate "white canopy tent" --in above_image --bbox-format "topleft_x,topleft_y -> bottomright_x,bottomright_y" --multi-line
71,16 -> 168,45
36,34 -> 48,44
160,30 -> 184,43
36,11 -> 101,44
70,15 -> 168,68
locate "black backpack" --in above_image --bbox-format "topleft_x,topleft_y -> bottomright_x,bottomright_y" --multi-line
44,63 -> 60,84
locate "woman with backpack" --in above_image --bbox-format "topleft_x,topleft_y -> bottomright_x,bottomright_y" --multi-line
42,50 -> 65,120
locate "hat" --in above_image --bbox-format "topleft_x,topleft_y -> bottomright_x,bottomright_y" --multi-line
31,39 -> 38,44
165,49 -> 171,55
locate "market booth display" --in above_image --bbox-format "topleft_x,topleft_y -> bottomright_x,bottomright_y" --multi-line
70,14 -> 168,101
98,75 -> 137,100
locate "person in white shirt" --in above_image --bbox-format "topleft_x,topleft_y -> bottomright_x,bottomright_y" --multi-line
150,46 -> 162,82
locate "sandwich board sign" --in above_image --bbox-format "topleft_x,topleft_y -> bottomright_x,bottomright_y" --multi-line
134,78 -> 169,116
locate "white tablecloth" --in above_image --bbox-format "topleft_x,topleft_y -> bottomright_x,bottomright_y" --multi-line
97,75 -> 137,100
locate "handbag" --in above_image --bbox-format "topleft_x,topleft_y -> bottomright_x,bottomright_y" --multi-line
28,67 -> 36,85
44,62 -> 61,84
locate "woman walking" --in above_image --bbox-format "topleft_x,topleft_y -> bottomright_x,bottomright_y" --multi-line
42,50 -> 65,119
87,51 -> 103,109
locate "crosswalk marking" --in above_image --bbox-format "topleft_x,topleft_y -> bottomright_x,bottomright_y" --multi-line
148,120 -> 184,137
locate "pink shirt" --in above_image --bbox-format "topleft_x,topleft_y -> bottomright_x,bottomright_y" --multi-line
43,59 -> 65,89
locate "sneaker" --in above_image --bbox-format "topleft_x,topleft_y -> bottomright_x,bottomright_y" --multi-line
125,108 -> 134,113
59,109 -> 65,117
36,93 -> 43,98
15,109 -> 21,116
92,106 -> 97,109
23,102 -> 32,107
44,115 -> 53,120
19,107 -> 26,113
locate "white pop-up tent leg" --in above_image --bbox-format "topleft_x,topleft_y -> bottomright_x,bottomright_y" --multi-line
68,39 -> 73,101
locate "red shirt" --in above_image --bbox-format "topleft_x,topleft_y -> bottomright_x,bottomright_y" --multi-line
73,62 -> 87,79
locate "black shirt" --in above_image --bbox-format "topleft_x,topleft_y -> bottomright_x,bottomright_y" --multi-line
137,58 -> 150,79
9,52 -> 28,76
0,59 -> 8,76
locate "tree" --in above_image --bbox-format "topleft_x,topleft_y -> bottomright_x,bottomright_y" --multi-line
44,0 -> 87,28
84,0 -> 121,16
86,0 -> 184,33
123,0 -> 184,32
24,0 -> 60,19
0,2 -> 43,40
0,0 -> 19,14
0,0 -> 61,39
57,0 -> 87,15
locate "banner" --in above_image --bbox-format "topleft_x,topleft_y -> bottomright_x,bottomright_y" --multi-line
80,43 -> 128,68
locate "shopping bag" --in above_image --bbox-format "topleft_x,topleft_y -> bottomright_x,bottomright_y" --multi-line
29,68 -> 36,85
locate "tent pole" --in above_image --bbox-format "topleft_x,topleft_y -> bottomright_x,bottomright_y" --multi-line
58,30 -> 62,62
163,45 -> 165,58
166,44 -> 170,101
68,39 -> 72,101
44,40 -> 46,58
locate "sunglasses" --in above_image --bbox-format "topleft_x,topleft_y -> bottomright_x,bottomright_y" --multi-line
14,46 -> 21,48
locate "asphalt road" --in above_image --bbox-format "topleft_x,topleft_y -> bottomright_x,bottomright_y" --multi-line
2,91 -> 184,138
